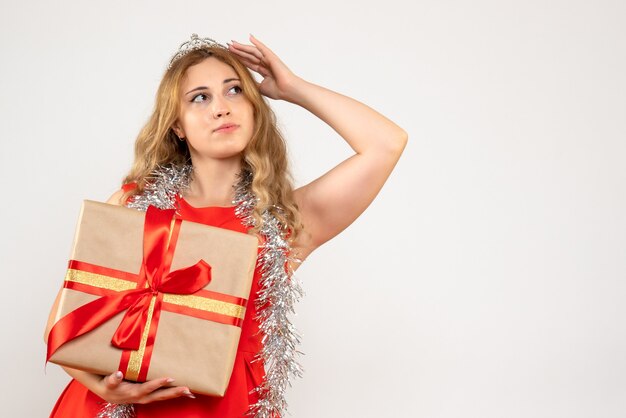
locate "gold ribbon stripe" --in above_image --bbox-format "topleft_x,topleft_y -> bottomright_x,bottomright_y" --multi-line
126,295 -> 157,381
64,269 -> 245,319
65,269 -> 137,292
163,294 -> 245,318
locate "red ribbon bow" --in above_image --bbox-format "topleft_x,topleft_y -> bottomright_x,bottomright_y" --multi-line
47,205 -> 212,361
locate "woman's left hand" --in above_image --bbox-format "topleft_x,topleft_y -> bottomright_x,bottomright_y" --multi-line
228,34 -> 301,101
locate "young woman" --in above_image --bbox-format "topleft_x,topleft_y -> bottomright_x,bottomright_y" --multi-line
46,33 -> 407,417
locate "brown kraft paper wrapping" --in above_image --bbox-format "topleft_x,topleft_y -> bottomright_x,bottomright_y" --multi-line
47,200 -> 259,396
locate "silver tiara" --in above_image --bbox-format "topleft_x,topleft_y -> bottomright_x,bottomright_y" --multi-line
167,33 -> 228,69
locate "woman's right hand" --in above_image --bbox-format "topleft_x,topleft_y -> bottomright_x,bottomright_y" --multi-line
95,371 -> 196,404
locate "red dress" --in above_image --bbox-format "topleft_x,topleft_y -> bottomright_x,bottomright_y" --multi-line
49,185 -> 266,417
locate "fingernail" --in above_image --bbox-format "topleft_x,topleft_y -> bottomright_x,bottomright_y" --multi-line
183,389 -> 195,399
166,378 -> 175,383
115,371 -> 123,379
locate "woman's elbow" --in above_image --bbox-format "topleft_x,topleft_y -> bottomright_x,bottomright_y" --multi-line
388,130 -> 408,156
397,130 -> 408,149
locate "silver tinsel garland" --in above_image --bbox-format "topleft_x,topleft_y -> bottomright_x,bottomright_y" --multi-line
96,403 -> 134,418
125,163 -> 193,212
97,163 -> 304,418
232,170 -> 305,417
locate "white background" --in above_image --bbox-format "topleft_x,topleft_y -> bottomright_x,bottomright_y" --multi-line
1,0 -> 625,417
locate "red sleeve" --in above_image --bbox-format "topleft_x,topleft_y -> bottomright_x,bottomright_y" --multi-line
121,182 -> 138,193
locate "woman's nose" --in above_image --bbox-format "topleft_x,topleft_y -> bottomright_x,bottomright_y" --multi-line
212,96 -> 231,118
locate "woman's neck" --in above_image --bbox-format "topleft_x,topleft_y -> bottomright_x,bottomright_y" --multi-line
183,157 -> 243,207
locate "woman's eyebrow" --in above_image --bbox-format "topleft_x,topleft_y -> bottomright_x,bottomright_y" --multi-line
185,78 -> 240,95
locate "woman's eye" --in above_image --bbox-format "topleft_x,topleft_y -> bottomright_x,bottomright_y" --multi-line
191,86 -> 242,103
192,93 -> 208,103
228,85 -> 243,95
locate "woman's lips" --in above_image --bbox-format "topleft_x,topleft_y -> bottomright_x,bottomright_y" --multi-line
214,124 -> 239,133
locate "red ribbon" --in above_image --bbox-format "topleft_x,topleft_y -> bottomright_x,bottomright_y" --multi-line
47,205 -> 212,361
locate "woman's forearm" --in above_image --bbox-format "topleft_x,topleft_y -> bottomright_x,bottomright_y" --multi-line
61,366 -> 103,397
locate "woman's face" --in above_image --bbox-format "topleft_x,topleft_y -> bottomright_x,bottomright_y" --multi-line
174,57 -> 254,161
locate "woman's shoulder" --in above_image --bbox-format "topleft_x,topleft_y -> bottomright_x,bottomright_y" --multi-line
106,182 -> 138,206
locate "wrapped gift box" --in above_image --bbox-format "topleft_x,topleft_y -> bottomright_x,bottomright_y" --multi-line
46,200 -> 258,396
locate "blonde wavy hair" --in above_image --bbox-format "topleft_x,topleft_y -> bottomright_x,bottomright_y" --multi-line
120,46 -> 302,242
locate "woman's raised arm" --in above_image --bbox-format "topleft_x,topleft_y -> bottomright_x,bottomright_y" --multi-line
229,35 -> 408,259
285,79 -> 407,255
